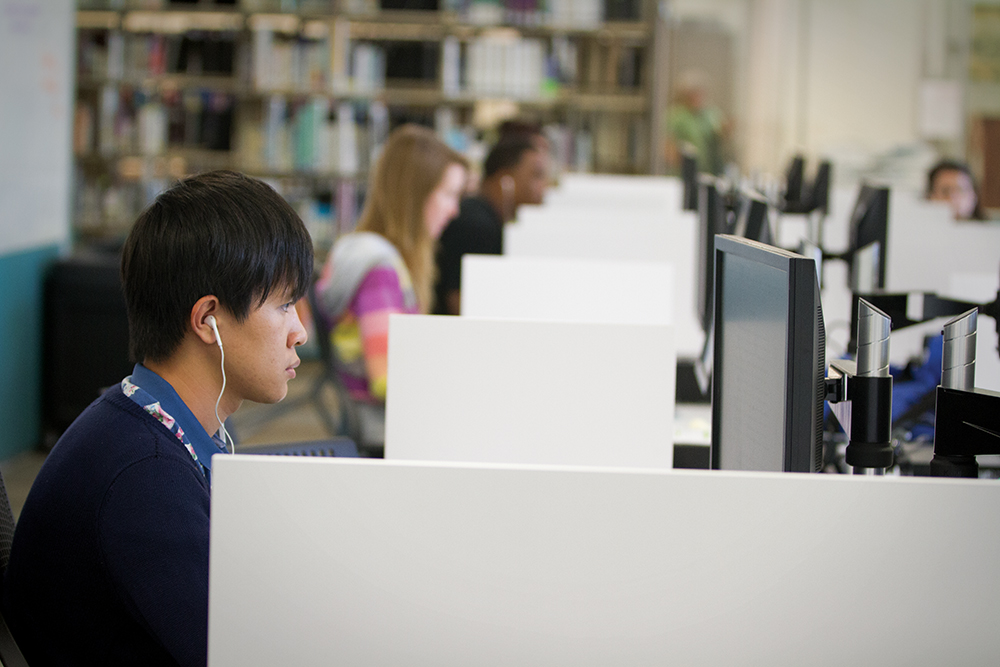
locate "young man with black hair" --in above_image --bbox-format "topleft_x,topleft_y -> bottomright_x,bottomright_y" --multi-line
433,134 -> 549,315
3,171 -> 313,666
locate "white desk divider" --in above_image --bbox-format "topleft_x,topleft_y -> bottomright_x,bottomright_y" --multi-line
384,314 -> 675,468
556,172 -> 678,187
460,255 -> 674,326
555,172 -> 681,197
503,215 -> 702,356
208,456 -> 1000,667
515,202 -> 678,228
886,192 -> 1000,293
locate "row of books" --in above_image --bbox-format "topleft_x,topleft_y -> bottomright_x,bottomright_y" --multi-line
79,0 -> 640,23
252,25 -> 387,94
79,1 -> 335,10
78,31 -> 238,81
74,80 -> 637,181
80,28 -> 638,99
464,36 -> 548,100
75,86 -> 234,156
239,96 -> 370,175
73,169 -> 361,251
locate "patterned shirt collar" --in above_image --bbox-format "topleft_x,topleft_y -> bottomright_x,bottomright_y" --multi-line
128,363 -> 229,471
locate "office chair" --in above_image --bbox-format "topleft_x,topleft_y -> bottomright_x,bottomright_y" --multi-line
237,438 -> 359,458
307,283 -> 385,458
0,469 -> 31,667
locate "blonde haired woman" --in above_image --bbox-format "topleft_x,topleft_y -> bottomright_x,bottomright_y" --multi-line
316,124 -> 467,431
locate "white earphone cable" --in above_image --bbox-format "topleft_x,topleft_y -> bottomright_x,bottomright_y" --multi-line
210,317 -> 235,454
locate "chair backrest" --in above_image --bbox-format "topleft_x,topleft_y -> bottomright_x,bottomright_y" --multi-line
0,469 -> 31,667
238,438 -> 360,458
306,283 -> 363,445
0,469 -> 15,575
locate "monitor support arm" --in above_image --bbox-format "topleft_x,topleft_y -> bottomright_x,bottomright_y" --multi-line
849,290 -> 999,357
826,300 -> 894,475
930,309 -> 1000,478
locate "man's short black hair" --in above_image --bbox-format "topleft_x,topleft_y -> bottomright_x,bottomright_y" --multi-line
121,170 -> 314,363
483,136 -> 538,180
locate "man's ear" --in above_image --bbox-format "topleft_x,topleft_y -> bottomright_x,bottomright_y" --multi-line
191,296 -> 221,346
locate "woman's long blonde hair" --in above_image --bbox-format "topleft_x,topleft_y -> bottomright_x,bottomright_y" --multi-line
356,124 -> 468,312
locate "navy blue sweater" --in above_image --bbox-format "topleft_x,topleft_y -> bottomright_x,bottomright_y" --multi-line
3,386 -> 211,666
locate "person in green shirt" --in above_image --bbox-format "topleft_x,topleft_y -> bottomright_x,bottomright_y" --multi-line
664,70 -> 729,176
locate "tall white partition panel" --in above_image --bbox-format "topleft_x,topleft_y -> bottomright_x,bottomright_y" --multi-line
551,174 -> 682,209
208,457 -> 1000,667
460,255 -> 674,326
384,315 -> 675,468
516,202 -> 676,228
504,215 -> 702,355
887,192 -> 1000,292
556,172 -> 681,192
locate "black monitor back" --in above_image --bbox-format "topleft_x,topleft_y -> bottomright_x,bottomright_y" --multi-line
681,152 -> 699,211
697,175 -> 730,333
847,185 -> 890,289
784,155 -> 805,205
733,188 -> 772,246
808,161 -> 832,215
711,235 -> 826,473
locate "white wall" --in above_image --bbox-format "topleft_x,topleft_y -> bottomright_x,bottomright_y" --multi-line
671,0 -> 956,179
801,1 -> 924,158
0,0 -> 73,254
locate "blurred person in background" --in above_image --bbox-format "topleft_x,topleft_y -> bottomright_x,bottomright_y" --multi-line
926,159 -> 987,221
665,69 -> 729,176
434,134 -> 550,315
316,125 -> 468,441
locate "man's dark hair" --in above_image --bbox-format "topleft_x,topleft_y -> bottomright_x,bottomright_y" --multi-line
497,119 -> 543,141
121,170 -> 314,363
483,136 -> 538,180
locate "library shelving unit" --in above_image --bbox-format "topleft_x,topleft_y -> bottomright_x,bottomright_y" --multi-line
72,0 -> 667,245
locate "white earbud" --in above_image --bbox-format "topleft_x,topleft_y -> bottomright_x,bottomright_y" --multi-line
206,315 -> 222,348
206,314 -> 234,454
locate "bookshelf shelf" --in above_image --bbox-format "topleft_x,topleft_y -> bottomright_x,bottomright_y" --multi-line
72,0 -> 664,238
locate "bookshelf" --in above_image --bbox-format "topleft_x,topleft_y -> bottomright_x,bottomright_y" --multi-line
72,0 -> 666,243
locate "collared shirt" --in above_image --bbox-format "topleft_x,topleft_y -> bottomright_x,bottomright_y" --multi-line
122,363 -> 229,482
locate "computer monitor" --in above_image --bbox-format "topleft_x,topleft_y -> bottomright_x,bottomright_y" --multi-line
681,152 -> 699,211
696,175 -> 730,333
782,159 -> 832,216
847,184 -> 890,291
711,234 -> 826,473
808,161 -> 832,216
784,155 -> 805,207
732,187 -> 773,245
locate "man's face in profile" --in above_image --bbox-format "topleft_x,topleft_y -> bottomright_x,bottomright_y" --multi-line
513,148 -> 550,206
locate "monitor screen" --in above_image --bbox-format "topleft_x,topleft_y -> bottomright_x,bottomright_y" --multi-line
711,235 -> 826,473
